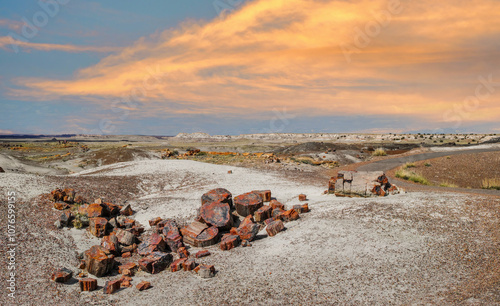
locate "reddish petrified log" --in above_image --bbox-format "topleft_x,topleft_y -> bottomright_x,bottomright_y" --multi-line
181,222 -> 219,247
120,275 -> 132,287
170,258 -> 187,272
282,209 -> 300,222
183,259 -> 196,271
120,204 -> 134,216
272,209 -> 285,221
79,278 -> 98,292
293,204 -> 310,214
199,201 -> 233,230
269,199 -> 285,211
298,194 -> 307,201
178,246 -> 190,258
234,192 -> 263,217
62,188 -> 76,203
87,203 -> 110,218
161,220 -> 183,252
114,228 -> 135,246
219,234 -> 240,251
136,281 -> 151,291
101,233 -> 120,255
51,268 -> 73,283
149,217 -> 163,227
254,205 -> 272,222
194,250 -> 211,258
266,220 -> 285,237
251,190 -> 271,202
137,233 -> 167,256
54,202 -> 69,210
84,245 -> 115,277
103,280 -> 121,294
138,252 -> 172,274
197,265 -> 215,278
201,188 -> 233,207
118,262 -> 138,275
89,217 -> 108,237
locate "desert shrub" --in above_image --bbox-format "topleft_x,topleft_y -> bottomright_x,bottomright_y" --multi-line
439,181 -> 459,188
196,151 -> 208,156
372,148 -> 387,156
424,162 -> 432,167
403,162 -> 416,169
395,168 -> 430,185
72,213 -> 89,229
482,178 -> 500,190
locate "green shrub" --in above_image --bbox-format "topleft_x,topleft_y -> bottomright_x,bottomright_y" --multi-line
372,148 -> 387,156
395,168 -> 430,185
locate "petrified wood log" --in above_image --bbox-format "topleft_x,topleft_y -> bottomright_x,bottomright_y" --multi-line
234,192 -> 263,217
201,188 -> 233,207
199,201 -> 232,230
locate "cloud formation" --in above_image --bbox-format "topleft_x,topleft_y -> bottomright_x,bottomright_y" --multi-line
0,36 -> 120,53
9,0 -> 500,127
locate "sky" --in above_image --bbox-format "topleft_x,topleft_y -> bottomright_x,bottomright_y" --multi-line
1,0 -> 500,136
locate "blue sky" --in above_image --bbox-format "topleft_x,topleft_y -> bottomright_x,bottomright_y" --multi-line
1,0 -> 499,135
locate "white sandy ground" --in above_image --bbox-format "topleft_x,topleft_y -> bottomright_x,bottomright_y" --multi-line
429,143 -> 500,152
1,159 -> 498,304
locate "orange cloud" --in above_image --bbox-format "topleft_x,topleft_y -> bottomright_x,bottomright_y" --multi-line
0,36 -> 120,53
9,0 -> 500,126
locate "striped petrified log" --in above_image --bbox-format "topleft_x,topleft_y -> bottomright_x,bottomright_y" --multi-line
199,200 -> 233,230
254,205 -> 272,222
84,245 -> 115,277
234,192 -> 263,217
138,252 -> 172,274
266,220 -> 285,237
181,222 -> 219,247
79,278 -> 97,292
201,188 -> 233,207
251,190 -> 271,202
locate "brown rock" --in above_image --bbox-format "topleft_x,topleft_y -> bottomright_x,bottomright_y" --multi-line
219,234 -> 240,251
54,202 -> 70,210
239,215 -> 254,228
84,245 -> 115,277
201,188 -> 233,207
181,222 -> 219,247
121,243 -> 137,254
252,190 -> 271,202
51,268 -> 73,283
178,247 -> 190,258
269,199 -> 285,211
74,195 -> 86,205
138,252 -> 173,274
194,250 -> 211,258
198,265 -> 216,279
234,192 -> 263,217
51,189 -> 65,202
101,233 -> 120,255
103,202 -> 120,216
103,280 -> 121,294
79,278 -> 98,292
122,252 -> 131,258
89,217 -> 108,237
117,217 -> 136,228
78,204 -> 89,216
59,211 -> 73,227
298,194 -> 307,201
199,201 -> 233,230
282,209 -> 300,222
263,218 -> 274,226
230,222 -> 260,242
149,217 -> 163,227
272,208 -> 285,221
293,203 -> 310,213
136,281 -> 151,291
183,259 -> 196,271
161,220 -> 183,252
114,228 -> 135,246
87,203 -> 110,218
170,258 -> 187,272
137,233 -> 167,256
266,220 -> 285,237
62,188 -> 76,203
119,275 -> 132,287
120,204 -> 134,216
254,205 -> 272,222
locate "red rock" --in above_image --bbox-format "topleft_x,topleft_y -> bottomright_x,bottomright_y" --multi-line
183,259 -> 196,271
54,202 -> 69,210
78,204 -> 89,215
79,278 -> 98,291
136,281 -> 151,291
198,265 -> 216,279
371,184 -> 386,196
51,189 -> 65,202
149,217 -> 163,227
118,217 -> 135,228
87,203 -> 110,218
227,170 -> 232,174
120,204 -> 134,216
199,201 -> 233,230
293,203 -> 310,213
101,233 -> 120,254
89,217 -> 108,237
122,252 -> 131,258
178,247 -> 190,258
254,205 -> 272,222
201,188 -> 233,207
170,258 -> 187,272
118,262 -> 138,274
62,188 -> 76,203
298,194 -> 307,201
103,202 -> 120,216
161,220 -> 183,252
51,268 -> 73,283
282,209 -> 300,222
119,275 -> 132,287
114,228 -> 135,246
103,280 -> 121,294
137,233 -> 167,256
194,250 -> 211,258
181,222 -> 219,247
270,199 -> 285,210
263,218 -> 274,226
234,192 -> 263,217
138,252 -> 173,274
252,190 -> 271,202
266,220 -> 285,237
121,243 -> 137,254
74,195 -> 86,204
84,245 -> 115,277
130,225 -> 145,237
219,234 -> 240,251
230,223 -> 260,242
239,215 -> 254,228
272,208 -> 285,221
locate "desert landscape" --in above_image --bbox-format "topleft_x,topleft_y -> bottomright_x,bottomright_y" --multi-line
1,133 -> 499,305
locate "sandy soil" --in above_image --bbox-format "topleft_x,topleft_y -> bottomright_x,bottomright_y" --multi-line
1,159 -> 499,305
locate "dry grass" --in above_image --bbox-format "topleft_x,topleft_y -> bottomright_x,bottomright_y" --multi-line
482,178 -> 500,190
395,168 -> 430,185
372,148 -> 387,156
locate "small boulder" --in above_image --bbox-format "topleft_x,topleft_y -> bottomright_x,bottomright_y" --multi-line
84,245 -> 115,277
194,250 -> 211,258
101,233 -> 120,255
114,228 -> 135,246
251,190 -> 271,202
219,234 -> 240,251
201,188 -> 233,207
120,204 -> 134,216
199,201 -> 233,230
254,205 -> 272,222
136,281 -> 151,291
103,280 -> 121,294
137,233 -> 167,256
89,217 -> 108,237
234,192 -> 263,217
138,252 -> 173,274
266,220 -> 285,237
79,278 -> 98,292
87,203 -> 110,218
51,268 -> 73,283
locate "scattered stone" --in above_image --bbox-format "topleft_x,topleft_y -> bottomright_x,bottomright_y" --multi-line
241,240 -> 252,247
117,217 -> 135,229
199,201 -> 233,230
122,252 -> 131,258
121,243 -> 137,254
149,217 -> 163,227
293,203 -> 310,214
78,204 -> 89,216
129,225 -> 145,237
227,170 -> 232,174
201,188 -> 233,208
136,281 -> 151,291
89,217 -> 108,237
161,220 -> 183,252
54,202 -> 70,210
137,233 -> 167,256
62,188 -> 76,203
84,245 -> 115,277
103,280 -> 121,294
51,268 -> 73,283
170,258 -> 187,272
79,278 -> 98,292
198,265 -> 215,279
252,190 -> 271,202
334,171 -> 400,197
74,195 -> 86,205
270,199 -> 285,211
266,220 -> 285,237
298,194 -> 307,201
108,217 -> 118,229
118,262 -> 138,275
254,205 -> 272,222
234,192 -> 263,217
220,234 -> 240,251
230,222 -> 260,242
194,250 -> 211,258
114,228 -> 135,246
51,189 -> 65,202
183,259 -> 196,271
120,204 -> 134,216
263,218 -> 274,226
87,203 -> 110,218
120,275 -> 133,287
181,222 -> 219,247
103,202 -> 121,216
178,247 -> 190,258
239,215 -> 255,228
101,233 -> 120,255
139,252 -> 173,274
272,208 -> 285,220
282,209 -> 300,222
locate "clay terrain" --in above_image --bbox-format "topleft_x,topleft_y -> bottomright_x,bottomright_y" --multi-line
1,132 -> 500,305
